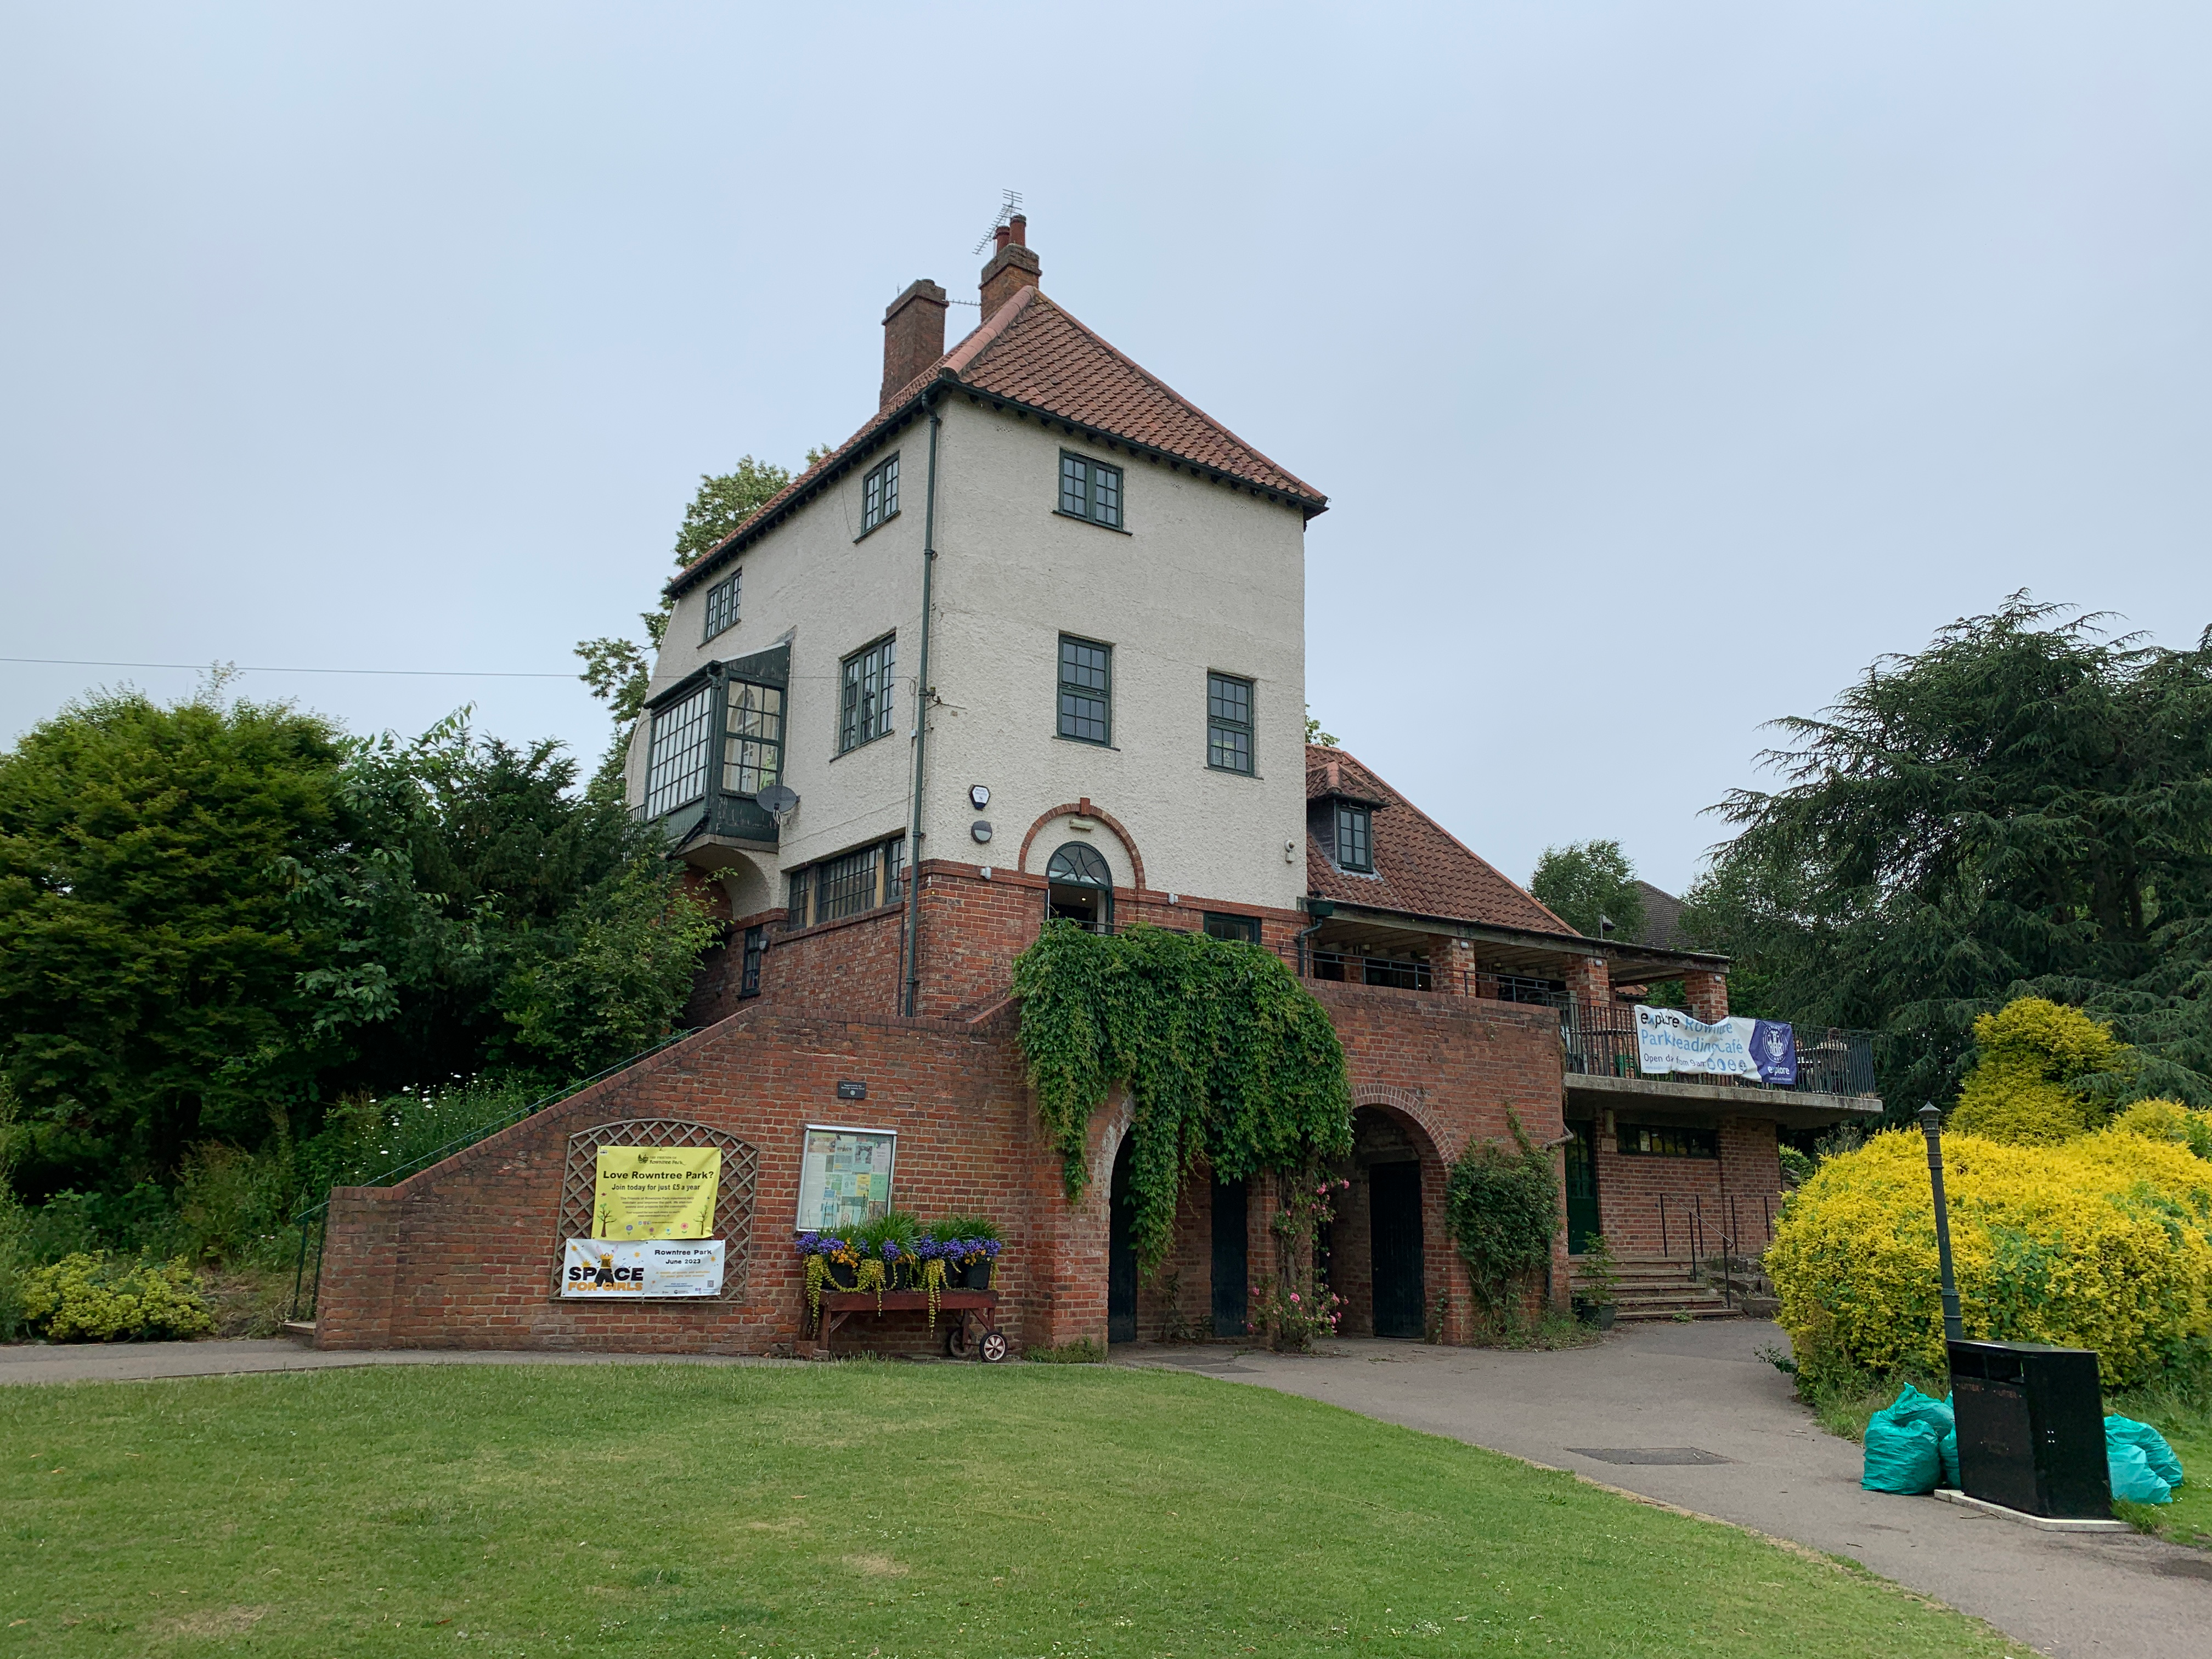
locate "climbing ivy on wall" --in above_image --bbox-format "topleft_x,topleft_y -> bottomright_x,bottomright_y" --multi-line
1012,922 -> 1354,1269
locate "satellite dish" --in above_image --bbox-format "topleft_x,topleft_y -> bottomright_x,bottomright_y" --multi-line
757,784 -> 799,821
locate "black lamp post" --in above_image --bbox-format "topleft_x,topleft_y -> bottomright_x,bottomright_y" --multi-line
1917,1104 -> 1964,1343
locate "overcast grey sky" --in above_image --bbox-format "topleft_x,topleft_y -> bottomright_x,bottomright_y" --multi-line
4,3 -> 2208,895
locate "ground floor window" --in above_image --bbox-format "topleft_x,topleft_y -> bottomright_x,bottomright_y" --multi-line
1201,911 -> 1260,944
1616,1123 -> 1719,1159
782,834 -> 910,931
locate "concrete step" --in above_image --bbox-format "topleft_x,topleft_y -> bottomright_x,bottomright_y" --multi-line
280,1321 -> 317,1345
1615,1303 -> 1743,1322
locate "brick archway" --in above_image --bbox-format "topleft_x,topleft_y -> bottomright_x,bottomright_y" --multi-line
1017,798 -> 1147,893
1342,1088 -> 1463,1343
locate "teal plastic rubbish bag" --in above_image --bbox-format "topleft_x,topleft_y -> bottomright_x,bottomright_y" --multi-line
2108,1440 -> 2174,1505
1863,1386 -> 1951,1494
2104,1415 -> 2185,1491
1939,1426 -> 1960,1490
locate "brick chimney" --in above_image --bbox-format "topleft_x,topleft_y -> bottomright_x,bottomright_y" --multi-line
978,213 -> 1040,315
881,279 -> 948,409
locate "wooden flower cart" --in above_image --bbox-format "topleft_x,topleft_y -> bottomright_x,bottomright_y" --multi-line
815,1288 -> 1009,1362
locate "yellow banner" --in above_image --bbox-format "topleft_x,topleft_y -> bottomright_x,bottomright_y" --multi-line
592,1146 -> 720,1240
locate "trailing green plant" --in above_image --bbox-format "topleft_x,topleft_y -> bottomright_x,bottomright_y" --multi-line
1013,923 -> 1353,1269
1248,1176 -> 1350,1352
1444,1111 -> 1559,1319
19,1252 -> 215,1342
1575,1232 -> 1622,1307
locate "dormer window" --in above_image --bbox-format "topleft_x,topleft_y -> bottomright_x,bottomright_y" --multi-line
1335,803 -> 1373,873
1058,452 -> 1124,529
860,454 -> 900,535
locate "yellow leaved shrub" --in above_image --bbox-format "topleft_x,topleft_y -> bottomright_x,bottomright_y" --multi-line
18,1253 -> 215,1343
1768,1128 -> 2212,1390
1945,997 -> 2135,1146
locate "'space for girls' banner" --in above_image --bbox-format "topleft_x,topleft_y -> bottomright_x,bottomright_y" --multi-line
1634,1006 -> 1797,1086
561,1239 -> 725,1298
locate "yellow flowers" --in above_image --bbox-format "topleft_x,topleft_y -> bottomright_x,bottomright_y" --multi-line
1769,1128 -> 2212,1388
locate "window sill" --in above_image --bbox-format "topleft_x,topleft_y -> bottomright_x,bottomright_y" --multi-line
701,619 -> 739,645
1053,733 -> 1118,750
831,731 -> 897,761
1205,761 -> 1262,780
1052,508 -> 1132,535
853,509 -> 901,544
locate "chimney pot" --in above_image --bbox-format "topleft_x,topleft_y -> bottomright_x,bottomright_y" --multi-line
1007,213 -> 1027,247
880,278 -> 948,409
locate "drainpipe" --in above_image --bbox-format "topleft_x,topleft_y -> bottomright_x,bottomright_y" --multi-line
900,397 -> 942,1018
1294,898 -> 1335,977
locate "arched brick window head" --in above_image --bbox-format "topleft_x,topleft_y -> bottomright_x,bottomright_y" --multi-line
1046,842 -> 1113,933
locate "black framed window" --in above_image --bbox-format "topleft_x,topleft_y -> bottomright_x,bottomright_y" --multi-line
702,568 -> 741,642
839,634 -> 896,752
1046,841 -> 1115,933
1617,1124 -> 1719,1159
1335,803 -> 1373,873
1202,912 -> 1261,945
739,924 -> 767,998
785,868 -> 811,932
884,834 -> 907,905
723,680 -> 783,795
816,842 -> 880,923
1207,672 -> 1254,774
1058,452 -> 1124,528
1057,635 -> 1111,744
643,682 -> 715,819
861,454 -> 900,535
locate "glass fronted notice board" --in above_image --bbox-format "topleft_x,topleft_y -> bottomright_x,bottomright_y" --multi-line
797,1125 -> 896,1231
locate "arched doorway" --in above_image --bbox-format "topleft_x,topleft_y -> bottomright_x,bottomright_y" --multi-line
1108,1135 -> 1137,1342
1344,1107 -> 1436,1339
1047,842 -> 1114,932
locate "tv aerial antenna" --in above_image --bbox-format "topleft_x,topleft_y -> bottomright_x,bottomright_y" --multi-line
971,189 -> 1025,256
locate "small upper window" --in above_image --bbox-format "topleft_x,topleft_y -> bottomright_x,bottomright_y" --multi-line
643,682 -> 715,819
1202,912 -> 1261,945
839,635 -> 896,753
861,454 -> 900,535
1335,803 -> 1373,873
702,568 -> 741,642
1057,635 -> 1111,744
1058,452 -> 1124,529
1617,1124 -> 1719,1159
1207,673 -> 1254,774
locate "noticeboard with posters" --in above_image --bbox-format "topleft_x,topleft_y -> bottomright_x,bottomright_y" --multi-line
795,1125 -> 896,1233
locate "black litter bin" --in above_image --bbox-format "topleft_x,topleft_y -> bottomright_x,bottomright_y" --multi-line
1948,1340 -> 2109,1519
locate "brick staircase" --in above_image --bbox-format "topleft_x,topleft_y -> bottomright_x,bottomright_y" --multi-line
1570,1253 -> 1741,1322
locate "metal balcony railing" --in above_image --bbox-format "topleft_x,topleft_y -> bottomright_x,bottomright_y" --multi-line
1562,1000 -> 1879,1098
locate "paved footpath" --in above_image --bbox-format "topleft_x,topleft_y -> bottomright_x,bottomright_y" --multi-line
5,1327 -> 2206,1656
1119,1322 -> 2210,1659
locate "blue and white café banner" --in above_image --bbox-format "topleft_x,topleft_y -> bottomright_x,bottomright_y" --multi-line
1633,1006 -> 1797,1086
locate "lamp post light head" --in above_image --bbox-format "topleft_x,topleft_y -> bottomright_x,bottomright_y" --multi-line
1918,1104 -> 1943,1136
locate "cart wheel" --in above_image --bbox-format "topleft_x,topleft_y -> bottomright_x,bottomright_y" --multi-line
979,1330 -> 1009,1364
945,1319 -> 973,1359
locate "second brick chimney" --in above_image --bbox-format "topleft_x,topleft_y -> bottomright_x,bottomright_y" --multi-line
881,279 -> 949,409
979,213 -> 1040,315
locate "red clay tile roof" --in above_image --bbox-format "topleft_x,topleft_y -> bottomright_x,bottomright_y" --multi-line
1305,745 -> 1575,935
669,284 -> 1324,597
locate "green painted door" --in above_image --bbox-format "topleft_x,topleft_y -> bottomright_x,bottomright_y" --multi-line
1565,1121 -> 1601,1254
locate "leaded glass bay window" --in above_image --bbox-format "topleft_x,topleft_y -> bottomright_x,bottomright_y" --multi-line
644,682 -> 714,819
724,680 -> 783,795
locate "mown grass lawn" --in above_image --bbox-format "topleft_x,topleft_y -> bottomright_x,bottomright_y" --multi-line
2120,1418 -> 2212,1550
0,1362 -> 2018,1658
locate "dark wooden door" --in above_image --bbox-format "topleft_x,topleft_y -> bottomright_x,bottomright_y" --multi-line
1369,1160 -> 1425,1339
1211,1177 -> 1248,1336
1108,1138 -> 1137,1344
1565,1121 -> 1601,1255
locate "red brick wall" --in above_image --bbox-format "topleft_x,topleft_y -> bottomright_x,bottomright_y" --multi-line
1590,1115 -> 1780,1259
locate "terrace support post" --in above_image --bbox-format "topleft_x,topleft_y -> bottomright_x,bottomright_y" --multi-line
1918,1105 -> 1965,1343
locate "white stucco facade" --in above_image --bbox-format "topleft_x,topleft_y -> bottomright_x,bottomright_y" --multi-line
630,370 -> 1311,918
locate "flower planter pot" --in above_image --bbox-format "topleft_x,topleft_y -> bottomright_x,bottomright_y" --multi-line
959,1260 -> 993,1291
825,1261 -> 859,1293
1572,1297 -> 1617,1330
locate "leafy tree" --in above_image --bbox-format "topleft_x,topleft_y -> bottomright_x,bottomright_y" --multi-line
1529,839 -> 1645,941
0,687 -> 351,1191
1688,594 -> 2212,1115
578,454 -> 810,743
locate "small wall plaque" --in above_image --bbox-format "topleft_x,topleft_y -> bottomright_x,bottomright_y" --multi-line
836,1080 -> 867,1101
